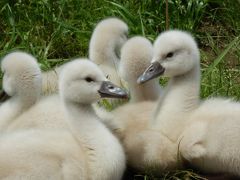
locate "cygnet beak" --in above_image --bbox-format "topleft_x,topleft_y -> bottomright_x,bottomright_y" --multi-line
0,90 -> 10,102
98,81 -> 129,99
137,62 -> 165,84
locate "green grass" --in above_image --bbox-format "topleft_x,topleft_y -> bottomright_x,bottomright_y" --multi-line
0,0 -> 240,179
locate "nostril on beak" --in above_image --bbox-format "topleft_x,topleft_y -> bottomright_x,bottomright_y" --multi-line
108,85 -> 114,89
149,68 -> 154,72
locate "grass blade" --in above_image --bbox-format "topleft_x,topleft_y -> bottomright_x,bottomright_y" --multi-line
203,36 -> 240,76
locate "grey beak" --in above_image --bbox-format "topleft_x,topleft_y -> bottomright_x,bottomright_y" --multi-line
0,90 -> 10,103
137,62 -> 165,84
98,81 -> 129,99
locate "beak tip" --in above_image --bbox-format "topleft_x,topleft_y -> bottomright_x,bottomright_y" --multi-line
137,62 -> 165,84
98,81 -> 129,99
137,77 -> 141,84
117,90 -> 129,99
137,76 -> 144,84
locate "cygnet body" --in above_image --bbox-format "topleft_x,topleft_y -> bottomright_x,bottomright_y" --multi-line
0,59 -> 127,179
138,30 -> 200,142
101,37 -> 177,173
180,97 -> 240,177
119,36 -> 161,102
139,30 -> 240,177
0,52 -> 41,131
59,59 -> 127,179
7,95 -> 68,131
0,129 -> 87,180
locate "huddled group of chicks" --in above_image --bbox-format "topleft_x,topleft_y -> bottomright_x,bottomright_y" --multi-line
0,17 -> 240,179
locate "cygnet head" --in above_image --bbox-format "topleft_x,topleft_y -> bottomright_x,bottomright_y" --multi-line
138,30 -> 200,84
59,59 -> 128,105
119,36 -> 153,83
0,51 -> 41,101
89,17 -> 128,62
94,17 -> 128,39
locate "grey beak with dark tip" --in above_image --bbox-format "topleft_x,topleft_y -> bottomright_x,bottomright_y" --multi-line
137,61 -> 165,84
0,90 -> 10,103
98,81 -> 129,99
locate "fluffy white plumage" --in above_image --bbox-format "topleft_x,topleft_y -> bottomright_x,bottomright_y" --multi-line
140,30 -> 240,177
0,59 -> 126,179
98,36 -> 177,173
0,51 -> 42,131
89,17 -> 128,86
149,30 -> 200,141
119,36 -> 161,102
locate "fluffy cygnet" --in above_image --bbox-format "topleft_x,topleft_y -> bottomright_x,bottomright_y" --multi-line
59,59 -> 127,180
138,30 -> 200,142
99,37 -> 178,173
180,89 -> 240,177
89,17 -> 128,86
134,30 -> 201,172
139,30 -> 240,177
0,51 -> 42,131
0,59 -> 127,180
96,36 -> 161,121
119,36 -> 161,102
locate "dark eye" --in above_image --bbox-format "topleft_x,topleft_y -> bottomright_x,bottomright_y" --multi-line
149,67 -> 154,72
166,52 -> 174,58
85,77 -> 94,82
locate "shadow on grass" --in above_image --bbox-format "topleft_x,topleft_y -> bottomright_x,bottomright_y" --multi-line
123,167 -> 238,180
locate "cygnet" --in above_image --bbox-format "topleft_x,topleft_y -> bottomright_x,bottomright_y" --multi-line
0,59 -> 127,180
99,37 -> 177,173
138,30 -> 240,177
89,17 -> 128,86
0,51 -> 41,131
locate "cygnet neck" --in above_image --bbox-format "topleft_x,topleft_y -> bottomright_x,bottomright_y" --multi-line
64,101 -> 101,138
18,89 -> 41,105
63,100 -> 98,130
107,42 -> 120,65
62,98 -> 123,180
129,80 -> 161,103
153,65 -> 200,142
0,89 -> 40,131
93,40 -> 120,67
